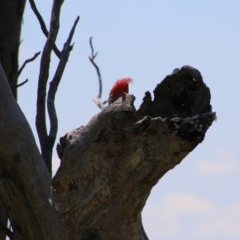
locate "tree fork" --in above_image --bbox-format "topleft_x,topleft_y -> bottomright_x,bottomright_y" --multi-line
53,66 -> 215,239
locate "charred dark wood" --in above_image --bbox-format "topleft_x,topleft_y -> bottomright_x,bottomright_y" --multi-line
0,0 -> 26,99
136,65 -> 212,118
0,64 -> 67,240
53,66 -> 215,240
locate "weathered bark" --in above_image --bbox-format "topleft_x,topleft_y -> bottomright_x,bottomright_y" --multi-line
0,1 -> 26,237
136,66 -> 211,118
0,62 -> 215,239
53,66 -> 215,239
0,64 -> 67,239
0,0 -> 26,99
0,200 -> 7,240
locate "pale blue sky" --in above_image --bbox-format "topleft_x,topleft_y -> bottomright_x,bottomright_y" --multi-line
18,1 -> 240,239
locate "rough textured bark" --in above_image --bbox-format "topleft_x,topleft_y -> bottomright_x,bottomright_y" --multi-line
0,64 -> 67,240
0,200 -> 7,240
0,60 -> 215,239
53,66 -> 215,239
0,0 -> 26,99
0,1 -> 26,237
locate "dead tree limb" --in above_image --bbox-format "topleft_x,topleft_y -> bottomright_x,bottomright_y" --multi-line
89,36 -> 102,99
33,0 -> 79,174
0,64 -> 67,240
89,37 -> 106,109
14,51 -> 41,81
11,51 -> 41,90
136,65 -> 212,118
14,78 -> 28,88
53,65 -> 215,240
36,0 -> 64,174
47,16 -> 80,165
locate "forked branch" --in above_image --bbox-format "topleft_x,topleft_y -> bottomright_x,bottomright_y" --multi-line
11,51 -> 40,89
28,0 -> 61,58
34,0 -> 79,174
14,51 -> 41,81
89,37 -> 106,109
36,0 -> 63,173
47,16 -> 80,151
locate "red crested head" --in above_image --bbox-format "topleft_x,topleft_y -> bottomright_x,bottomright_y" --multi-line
109,78 -> 132,104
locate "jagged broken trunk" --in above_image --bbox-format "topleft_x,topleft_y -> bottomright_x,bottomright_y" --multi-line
52,66 -> 215,240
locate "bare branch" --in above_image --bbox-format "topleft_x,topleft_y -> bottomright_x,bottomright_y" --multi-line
89,36 -> 98,59
47,16 -> 80,150
14,51 -> 41,81
14,79 -> 28,88
10,51 -> 40,90
36,0 -> 64,173
28,0 -> 61,58
89,37 -> 103,102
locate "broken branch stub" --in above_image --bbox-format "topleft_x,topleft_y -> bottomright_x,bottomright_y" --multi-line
52,66 -> 215,240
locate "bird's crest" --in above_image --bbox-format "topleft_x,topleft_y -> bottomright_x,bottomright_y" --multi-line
109,78 -> 132,99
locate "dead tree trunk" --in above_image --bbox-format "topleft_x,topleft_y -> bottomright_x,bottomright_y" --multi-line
0,64 -> 67,240
52,66 -> 215,239
0,1 -> 26,238
0,0 -> 26,99
0,62 -> 215,239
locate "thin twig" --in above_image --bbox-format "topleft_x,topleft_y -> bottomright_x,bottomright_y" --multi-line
88,37 -> 103,99
28,0 -> 61,58
47,16 -> 80,150
15,51 -> 41,80
14,79 -> 28,88
89,36 -> 98,59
